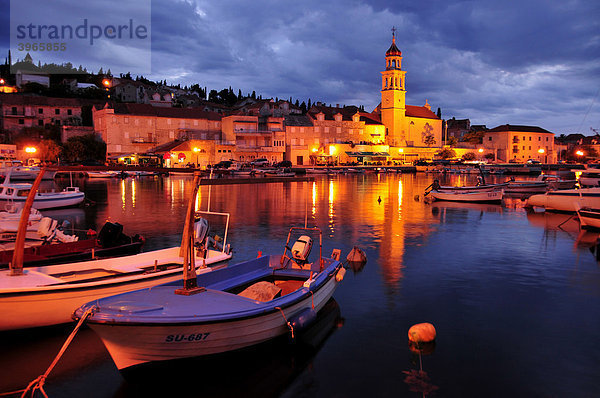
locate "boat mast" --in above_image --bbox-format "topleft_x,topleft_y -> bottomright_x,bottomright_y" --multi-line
10,167 -> 47,276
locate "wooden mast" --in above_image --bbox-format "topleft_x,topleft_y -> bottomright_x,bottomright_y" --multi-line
10,167 -> 47,276
175,171 -> 204,295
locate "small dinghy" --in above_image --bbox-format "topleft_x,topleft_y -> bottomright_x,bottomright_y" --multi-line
74,226 -> 346,371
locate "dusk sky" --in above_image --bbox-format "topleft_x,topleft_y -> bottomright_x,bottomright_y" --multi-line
1,0 -> 598,135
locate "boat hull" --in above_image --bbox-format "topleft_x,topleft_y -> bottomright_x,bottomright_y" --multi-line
526,188 -> 600,212
577,208 -> 600,229
0,247 -> 232,331
429,190 -> 503,203
88,274 -> 339,370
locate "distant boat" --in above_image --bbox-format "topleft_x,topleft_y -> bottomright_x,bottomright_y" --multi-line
504,180 -> 548,194
574,168 -> 600,187
0,160 -> 55,181
0,183 -> 84,209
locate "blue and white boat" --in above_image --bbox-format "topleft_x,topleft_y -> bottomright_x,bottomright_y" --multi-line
74,227 -> 346,371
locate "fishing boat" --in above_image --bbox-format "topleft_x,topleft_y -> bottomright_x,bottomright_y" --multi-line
537,174 -> 577,190
0,160 -> 56,181
504,179 -> 548,194
425,179 -> 507,193
73,226 -> 346,371
576,207 -> 600,229
0,221 -> 145,268
264,169 -> 296,177
526,188 -> 600,212
0,183 -> 84,209
427,189 -> 504,203
0,171 -> 233,331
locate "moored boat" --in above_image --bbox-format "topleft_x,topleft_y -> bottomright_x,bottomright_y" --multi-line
526,188 -> 600,212
73,227 -> 345,371
574,168 -> 600,187
0,183 -> 84,209
576,207 -> 600,229
427,189 -> 504,203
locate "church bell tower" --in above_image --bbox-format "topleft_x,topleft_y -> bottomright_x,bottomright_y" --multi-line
380,28 -> 406,145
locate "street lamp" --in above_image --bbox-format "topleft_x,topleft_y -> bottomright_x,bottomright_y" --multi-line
193,147 -> 200,168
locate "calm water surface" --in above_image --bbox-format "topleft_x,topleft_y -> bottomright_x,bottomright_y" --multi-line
1,173 -> 599,397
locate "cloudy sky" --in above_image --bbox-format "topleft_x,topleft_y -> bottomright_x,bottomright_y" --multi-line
1,0 -> 599,134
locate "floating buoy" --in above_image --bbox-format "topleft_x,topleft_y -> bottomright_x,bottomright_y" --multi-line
414,194 -> 420,201
408,323 -> 436,344
346,246 -> 367,263
378,196 -> 382,204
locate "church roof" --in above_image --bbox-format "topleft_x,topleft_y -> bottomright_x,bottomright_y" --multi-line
405,105 -> 439,120
386,39 -> 402,56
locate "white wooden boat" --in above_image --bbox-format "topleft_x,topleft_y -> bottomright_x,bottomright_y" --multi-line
0,171 -> 233,331
428,189 -> 504,203
526,188 -> 600,212
74,227 -> 345,371
576,207 -> 600,229
0,183 -> 84,209
426,179 -> 507,193
264,170 -> 296,177
0,217 -> 232,331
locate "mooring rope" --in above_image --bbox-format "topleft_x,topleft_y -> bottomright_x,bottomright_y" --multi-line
20,306 -> 97,398
275,306 -> 294,339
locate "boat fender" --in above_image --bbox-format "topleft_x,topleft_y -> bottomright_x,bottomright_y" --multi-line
336,267 -> 346,282
289,308 -> 317,333
408,323 -> 436,344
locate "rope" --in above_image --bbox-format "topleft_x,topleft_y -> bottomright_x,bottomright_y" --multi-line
310,291 -> 315,310
20,306 -> 97,398
275,306 -> 294,339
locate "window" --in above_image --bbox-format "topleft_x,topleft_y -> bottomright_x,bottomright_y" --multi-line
18,119 -> 24,124
529,137 -> 531,141
336,127 -> 341,134
488,137 -> 492,141
538,137 -> 541,141
55,109 -> 60,115
67,109 -> 72,115
38,119 -> 43,126
38,108 -> 43,114
11,107 -> 17,114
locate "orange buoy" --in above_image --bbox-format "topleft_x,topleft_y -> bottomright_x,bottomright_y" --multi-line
408,323 -> 436,344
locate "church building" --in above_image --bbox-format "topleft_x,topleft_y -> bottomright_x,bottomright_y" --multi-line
373,31 -> 442,151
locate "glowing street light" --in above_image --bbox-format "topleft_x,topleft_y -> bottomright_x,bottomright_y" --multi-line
193,147 -> 200,167
576,150 -> 584,157
25,147 -> 37,154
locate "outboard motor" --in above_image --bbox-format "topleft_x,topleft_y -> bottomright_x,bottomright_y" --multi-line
37,217 -> 58,240
193,218 -> 210,245
291,235 -> 313,263
97,222 -> 125,248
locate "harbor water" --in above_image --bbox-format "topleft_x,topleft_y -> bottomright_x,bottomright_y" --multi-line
1,172 -> 599,397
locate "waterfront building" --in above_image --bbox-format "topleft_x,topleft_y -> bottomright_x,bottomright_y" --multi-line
0,93 -> 93,134
482,124 -> 556,163
221,114 -> 285,164
93,103 -> 223,160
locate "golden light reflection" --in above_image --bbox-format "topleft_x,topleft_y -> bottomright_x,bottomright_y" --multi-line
398,179 -> 403,220
121,179 -> 126,210
328,179 -> 335,233
131,179 -> 136,208
312,181 -> 317,217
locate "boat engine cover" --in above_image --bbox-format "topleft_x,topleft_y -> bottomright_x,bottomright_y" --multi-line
291,235 -> 313,261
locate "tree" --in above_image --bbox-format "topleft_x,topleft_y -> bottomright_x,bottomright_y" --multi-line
461,131 -> 484,144
462,152 -> 476,161
38,139 -> 61,162
484,153 -> 495,161
447,136 -> 458,146
436,148 -> 456,159
61,134 -> 106,163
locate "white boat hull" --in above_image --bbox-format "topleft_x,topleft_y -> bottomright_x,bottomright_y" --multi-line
87,274 -> 340,370
430,190 -> 503,203
0,247 -> 232,331
577,208 -> 600,229
526,188 -> 600,212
